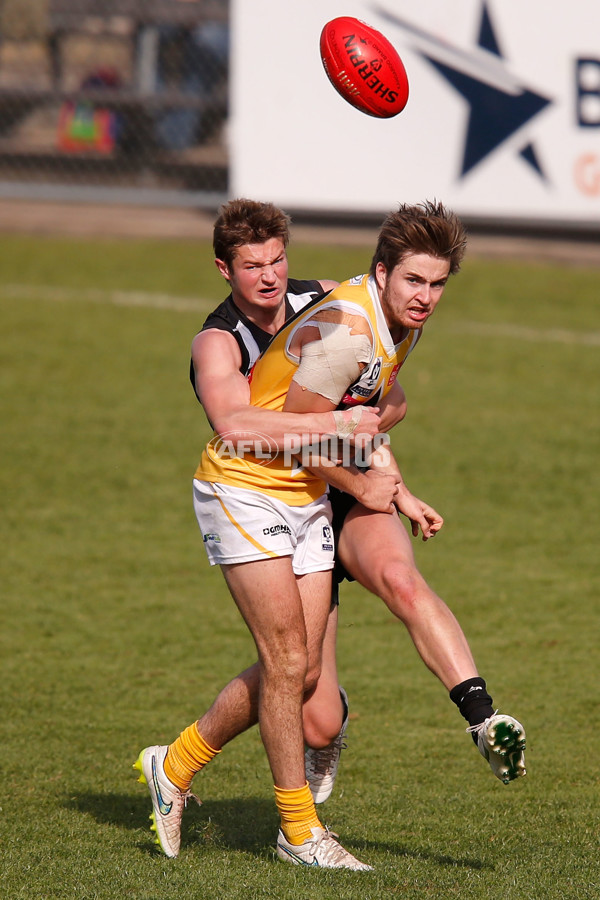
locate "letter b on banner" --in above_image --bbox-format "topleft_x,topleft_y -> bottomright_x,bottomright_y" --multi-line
576,59 -> 600,126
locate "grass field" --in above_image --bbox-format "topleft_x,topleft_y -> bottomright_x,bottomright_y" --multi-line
1,230 -> 599,899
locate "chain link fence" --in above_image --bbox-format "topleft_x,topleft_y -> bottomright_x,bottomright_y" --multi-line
0,0 -> 229,204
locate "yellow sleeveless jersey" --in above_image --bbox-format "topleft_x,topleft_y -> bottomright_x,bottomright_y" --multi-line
195,274 -> 421,505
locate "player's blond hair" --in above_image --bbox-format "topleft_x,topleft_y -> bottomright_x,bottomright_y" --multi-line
213,198 -> 291,268
369,201 -> 467,276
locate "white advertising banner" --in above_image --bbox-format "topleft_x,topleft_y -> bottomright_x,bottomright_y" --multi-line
230,0 -> 600,227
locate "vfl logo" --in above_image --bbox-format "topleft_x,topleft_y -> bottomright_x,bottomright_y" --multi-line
363,357 -> 382,386
342,357 -> 383,405
322,524 -> 334,552
152,753 -> 173,816
374,1 -> 553,181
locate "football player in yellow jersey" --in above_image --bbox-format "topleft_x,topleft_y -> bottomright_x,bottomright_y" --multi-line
135,200 -> 526,871
195,271 -> 422,503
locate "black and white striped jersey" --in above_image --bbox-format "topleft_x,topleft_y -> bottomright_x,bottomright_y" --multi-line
190,278 -> 324,399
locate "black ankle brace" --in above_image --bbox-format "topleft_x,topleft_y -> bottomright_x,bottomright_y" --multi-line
450,677 -> 495,738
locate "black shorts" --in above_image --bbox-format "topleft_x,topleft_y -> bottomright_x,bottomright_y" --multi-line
330,486 -> 359,586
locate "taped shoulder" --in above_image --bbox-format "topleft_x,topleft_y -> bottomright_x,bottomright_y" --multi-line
291,307 -> 373,405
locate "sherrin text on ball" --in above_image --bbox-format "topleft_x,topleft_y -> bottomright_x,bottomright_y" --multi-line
320,16 -> 409,118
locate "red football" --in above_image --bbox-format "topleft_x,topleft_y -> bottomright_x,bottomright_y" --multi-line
320,16 -> 409,118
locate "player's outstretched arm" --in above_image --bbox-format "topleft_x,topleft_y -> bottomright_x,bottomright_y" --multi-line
192,329 -> 380,446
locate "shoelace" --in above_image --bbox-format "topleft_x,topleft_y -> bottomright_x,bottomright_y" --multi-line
465,709 -> 499,737
182,789 -> 202,809
309,827 -> 356,866
306,736 -> 347,777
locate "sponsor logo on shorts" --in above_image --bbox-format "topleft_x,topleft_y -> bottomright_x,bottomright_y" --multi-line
203,532 -> 221,543
262,523 -> 292,536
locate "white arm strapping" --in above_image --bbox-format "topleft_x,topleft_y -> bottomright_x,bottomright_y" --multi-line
291,321 -> 372,405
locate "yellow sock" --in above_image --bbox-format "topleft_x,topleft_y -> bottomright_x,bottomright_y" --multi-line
164,723 -> 220,791
274,782 -> 322,845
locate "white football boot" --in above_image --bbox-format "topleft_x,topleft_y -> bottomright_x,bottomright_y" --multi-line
276,826 -> 372,870
467,713 -> 526,784
133,745 -> 201,857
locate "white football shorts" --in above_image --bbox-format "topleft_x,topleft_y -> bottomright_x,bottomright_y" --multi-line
192,479 -> 335,575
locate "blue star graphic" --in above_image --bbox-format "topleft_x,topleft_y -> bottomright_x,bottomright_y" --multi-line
374,2 -> 552,179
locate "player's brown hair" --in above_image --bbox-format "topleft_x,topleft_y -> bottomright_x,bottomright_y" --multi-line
369,201 -> 467,276
213,198 -> 291,268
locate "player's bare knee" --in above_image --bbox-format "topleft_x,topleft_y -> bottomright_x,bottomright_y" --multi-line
304,717 -> 341,749
261,641 -> 308,688
380,564 -> 422,619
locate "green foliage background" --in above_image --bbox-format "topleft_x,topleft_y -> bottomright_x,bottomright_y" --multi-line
1,232 -> 599,898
